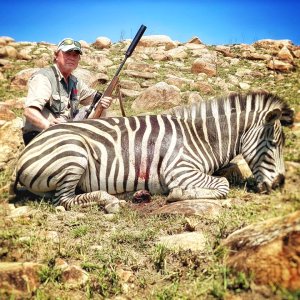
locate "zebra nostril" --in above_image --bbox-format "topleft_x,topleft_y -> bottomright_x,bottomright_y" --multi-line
272,174 -> 285,189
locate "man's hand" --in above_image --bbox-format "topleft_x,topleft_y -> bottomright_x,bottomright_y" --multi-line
99,96 -> 113,109
49,116 -> 67,126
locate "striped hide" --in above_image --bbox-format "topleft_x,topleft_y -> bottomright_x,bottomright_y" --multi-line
15,92 -> 293,210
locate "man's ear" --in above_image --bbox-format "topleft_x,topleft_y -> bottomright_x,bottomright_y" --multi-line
264,108 -> 282,125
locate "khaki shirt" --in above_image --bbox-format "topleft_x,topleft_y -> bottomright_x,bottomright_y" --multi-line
23,64 -> 96,133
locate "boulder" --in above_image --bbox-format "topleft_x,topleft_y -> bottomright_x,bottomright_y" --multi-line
132,82 -> 181,112
139,35 -> 174,48
191,58 -> 216,77
93,37 -> 112,49
222,210 -> 300,290
11,68 -> 40,89
0,262 -> 43,297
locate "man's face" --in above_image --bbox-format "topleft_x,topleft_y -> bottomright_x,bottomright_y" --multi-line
55,50 -> 80,75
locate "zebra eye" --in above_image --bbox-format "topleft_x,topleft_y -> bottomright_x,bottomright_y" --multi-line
269,141 -> 277,147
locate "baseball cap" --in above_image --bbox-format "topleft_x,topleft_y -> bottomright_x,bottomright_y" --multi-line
57,38 -> 82,54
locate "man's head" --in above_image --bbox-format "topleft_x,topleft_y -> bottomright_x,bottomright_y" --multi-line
57,38 -> 82,54
55,38 -> 82,77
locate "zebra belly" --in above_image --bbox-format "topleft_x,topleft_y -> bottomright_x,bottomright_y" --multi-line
78,160 -> 167,195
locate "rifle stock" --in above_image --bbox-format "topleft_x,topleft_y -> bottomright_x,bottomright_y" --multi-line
87,24 -> 147,119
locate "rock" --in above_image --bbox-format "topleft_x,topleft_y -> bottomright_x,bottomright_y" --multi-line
186,36 -> 203,44
239,82 -> 250,90
93,37 -> 112,49
60,265 -> 89,289
126,61 -> 156,73
0,118 -> 24,171
139,35 -> 174,48
6,206 -> 35,219
222,210 -> 300,291
278,46 -> 294,62
116,268 -> 135,283
11,68 -> 40,89
152,199 -> 231,217
132,82 -> 181,112
0,105 -> 15,121
0,262 -> 43,297
158,232 -> 206,251
119,79 -> 141,91
187,92 -> 203,104
73,68 -> 100,86
6,46 -> 18,59
120,88 -> 141,98
78,40 -> 90,49
293,49 -> 300,58
191,58 -> 216,77
190,81 -> 214,94
0,36 -> 15,45
267,59 -> 294,72
123,69 -> 157,80
253,39 -> 293,51
165,75 -> 193,89
166,46 -> 188,60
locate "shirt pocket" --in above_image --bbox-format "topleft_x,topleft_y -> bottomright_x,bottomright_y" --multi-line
50,94 -> 67,115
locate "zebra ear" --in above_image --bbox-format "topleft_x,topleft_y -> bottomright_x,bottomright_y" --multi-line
264,108 -> 282,125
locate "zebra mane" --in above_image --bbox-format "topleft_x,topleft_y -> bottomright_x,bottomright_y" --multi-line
165,92 -> 294,126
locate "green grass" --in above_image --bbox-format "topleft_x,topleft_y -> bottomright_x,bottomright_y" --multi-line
1,38 -> 300,299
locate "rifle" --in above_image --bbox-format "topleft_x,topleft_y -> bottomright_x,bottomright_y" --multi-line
87,24 -> 147,119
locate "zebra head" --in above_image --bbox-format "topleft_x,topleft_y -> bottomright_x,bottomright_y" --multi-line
242,108 -> 285,194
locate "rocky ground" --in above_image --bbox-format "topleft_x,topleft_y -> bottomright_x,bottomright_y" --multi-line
0,35 -> 300,299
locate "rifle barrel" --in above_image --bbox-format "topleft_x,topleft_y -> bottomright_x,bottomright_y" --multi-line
125,25 -> 147,57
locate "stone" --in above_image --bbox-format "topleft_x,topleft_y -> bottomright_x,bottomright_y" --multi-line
7,206 -> 35,219
191,58 -> 216,77
11,68 -> 40,89
93,37 -> 112,49
158,232 -> 206,251
186,36 -> 203,44
278,46 -> 294,62
0,118 -> 24,171
132,82 -> 181,112
123,69 -> 157,80
239,82 -> 250,90
267,59 -> 294,72
165,75 -> 193,89
139,35 -> 174,48
152,199 -> 231,217
0,262 -> 43,297
191,81 -> 214,94
166,46 -> 188,60
222,210 -> 300,291
60,265 -> 89,289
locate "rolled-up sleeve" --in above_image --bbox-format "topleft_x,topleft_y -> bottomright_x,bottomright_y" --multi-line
25,74 -> 52,110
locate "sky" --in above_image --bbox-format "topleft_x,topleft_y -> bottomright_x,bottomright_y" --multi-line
1,0 -> 299,46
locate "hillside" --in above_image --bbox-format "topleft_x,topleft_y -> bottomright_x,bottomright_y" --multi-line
0,35 -> 300,299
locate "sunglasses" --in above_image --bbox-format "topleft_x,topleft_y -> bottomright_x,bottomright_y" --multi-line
58,38 -> 81,49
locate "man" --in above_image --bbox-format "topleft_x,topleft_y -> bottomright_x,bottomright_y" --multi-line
23,38 -> 112,145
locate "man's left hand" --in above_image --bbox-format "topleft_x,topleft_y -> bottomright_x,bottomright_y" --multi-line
100,96 -> 113,109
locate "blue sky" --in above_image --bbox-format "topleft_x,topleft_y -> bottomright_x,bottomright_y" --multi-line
1,0 -> 299,46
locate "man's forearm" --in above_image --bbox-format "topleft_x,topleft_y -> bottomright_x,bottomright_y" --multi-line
24,107 -> 51,130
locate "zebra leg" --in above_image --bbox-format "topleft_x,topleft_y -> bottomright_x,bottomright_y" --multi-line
167,174 -> 229,202
53,179 -> 124,213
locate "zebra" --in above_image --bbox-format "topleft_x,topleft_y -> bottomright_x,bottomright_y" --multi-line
14,92 -> 293,212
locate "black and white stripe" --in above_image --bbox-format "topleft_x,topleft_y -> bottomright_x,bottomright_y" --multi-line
16,92 -> 292,209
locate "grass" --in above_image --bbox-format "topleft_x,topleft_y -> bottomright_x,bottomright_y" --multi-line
1,39 -> 300,299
